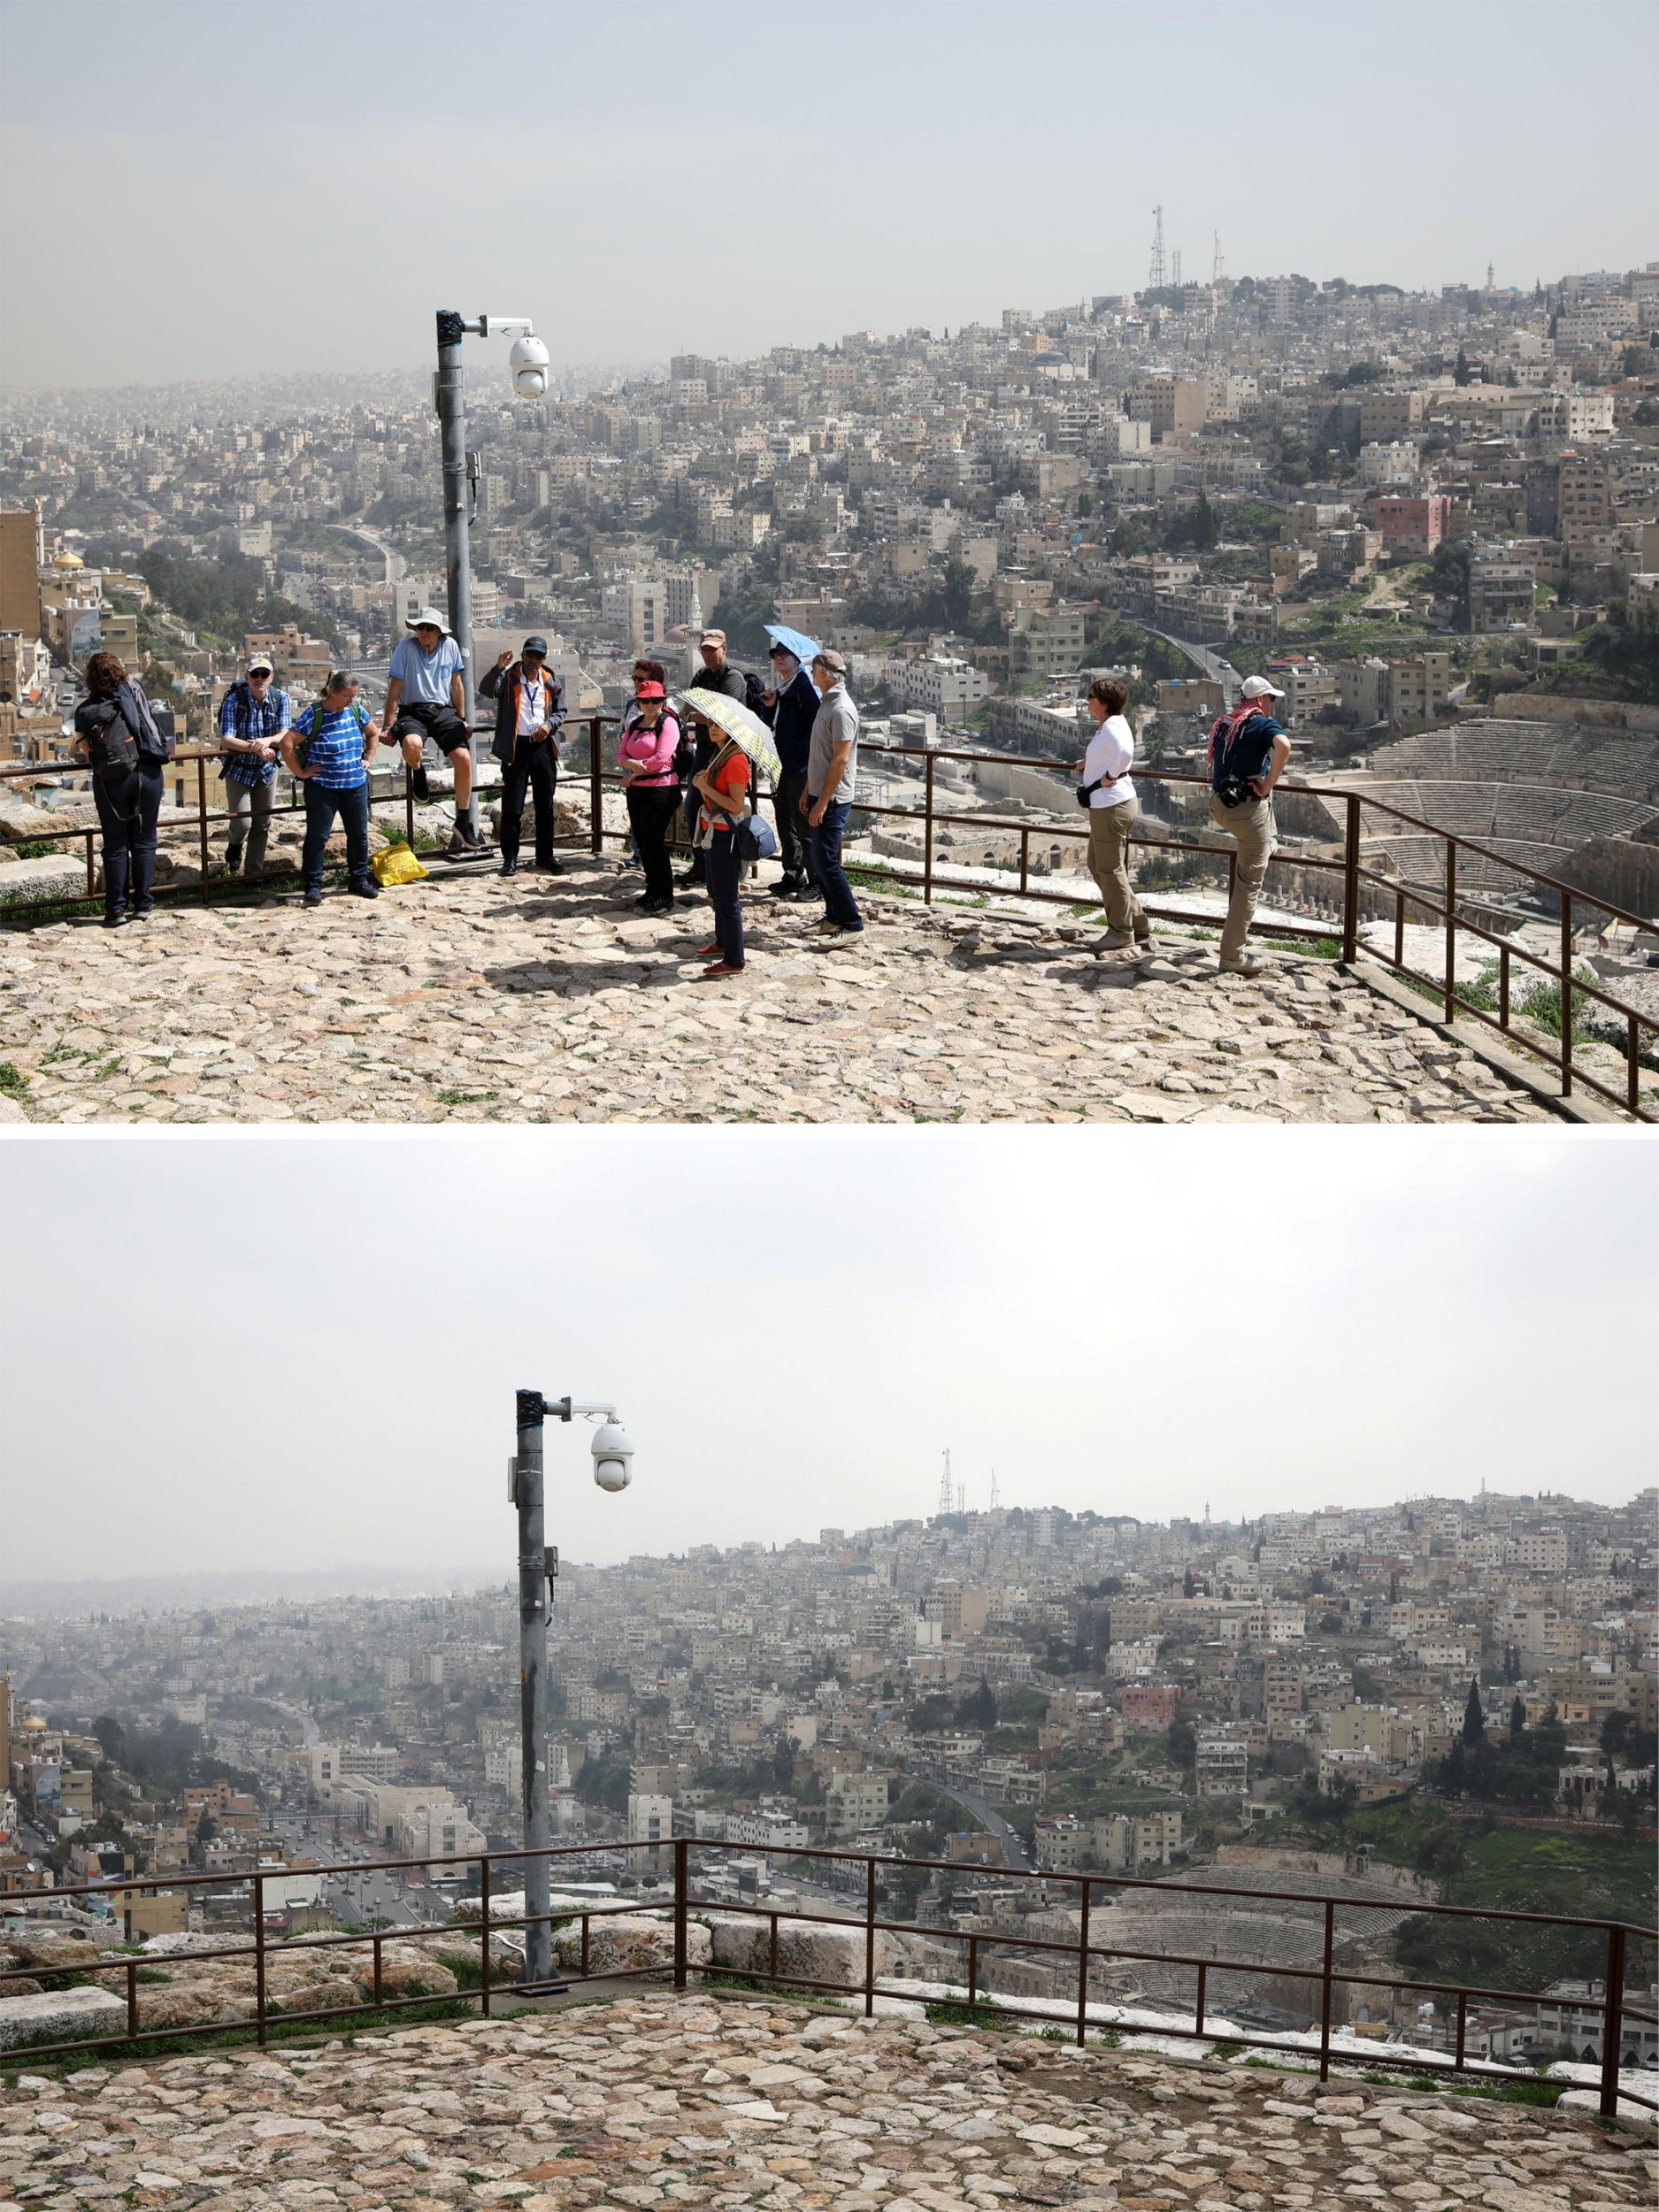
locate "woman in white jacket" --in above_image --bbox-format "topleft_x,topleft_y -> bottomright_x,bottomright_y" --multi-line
1077,678 -> 1151,950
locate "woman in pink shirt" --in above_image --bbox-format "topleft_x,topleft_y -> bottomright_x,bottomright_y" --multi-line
618,681 -> 681,913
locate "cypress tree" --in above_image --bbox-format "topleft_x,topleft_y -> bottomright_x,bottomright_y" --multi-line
1463,1677 -> 1486,1743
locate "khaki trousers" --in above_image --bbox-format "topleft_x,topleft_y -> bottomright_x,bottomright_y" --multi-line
1087,796 -> 1147,936
1210,795 -> 1277,965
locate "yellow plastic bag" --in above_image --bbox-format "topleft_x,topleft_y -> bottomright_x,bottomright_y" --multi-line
373,842 -> 429,887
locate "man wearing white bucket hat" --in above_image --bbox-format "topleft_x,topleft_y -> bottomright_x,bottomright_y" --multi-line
1205,674 -> 1292,978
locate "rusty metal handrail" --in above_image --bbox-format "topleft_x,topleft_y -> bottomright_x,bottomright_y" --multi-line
4,719 -> 1654,1120
4,1832 -> 1654,2116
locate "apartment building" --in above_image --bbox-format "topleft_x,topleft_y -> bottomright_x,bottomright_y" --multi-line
1375,495 -> 1452,557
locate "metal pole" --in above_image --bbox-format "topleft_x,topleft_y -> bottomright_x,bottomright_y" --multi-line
864,1857 -> 876,2017
1342,793 -> 1360,964
434,310 -> 475,739
1600,1924 -> 1625,2118
673,1838 -> 688,1990
515,1388 -> 556,1991
1317,1898 -> 1334,2081
1560,892 -> 1574,1098
1076,1878 -> 1091,2047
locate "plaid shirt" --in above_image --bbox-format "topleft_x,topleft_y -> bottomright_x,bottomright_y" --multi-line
291,701 -> 371,789
218,680 -> 291,787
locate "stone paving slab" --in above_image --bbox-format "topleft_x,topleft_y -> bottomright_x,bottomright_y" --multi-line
0,858 -> 1560,1125
1,1991 -> 1651,2209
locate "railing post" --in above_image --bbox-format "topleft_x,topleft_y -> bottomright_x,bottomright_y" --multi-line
673,1837 -> 688,1991
1076,1877 -> 1091,2048
1393,884 -> 1403,971
1600,1923 -> 1626,2118
1561,892 -> 1574,1098
1443,837 -> 1457,1021
373,1931 -> 383,2011
196,753 -> 211,906
581,1912 -> 589,1979
864,1857 -> 876,2018
1454,1988 -> 1467,2073
769,1910 -> 780,1985
1500,941 -> 1511,1030
85,826 -> 96,903
1194,1960 -> 1207,2038
127,1954 -> 138,2041
1629,1015 -> 1641,1118
1342,793 -> 1360,964
480,1855 -> 491,2019
1317,1898 -> 1334,2081
968,1932 -> 978,2012
589,715 -> 603,856
923,752 -> 935,905
404,757 -> 415,849
254,1869 -> 267,2046
1018,826 -> 1029,897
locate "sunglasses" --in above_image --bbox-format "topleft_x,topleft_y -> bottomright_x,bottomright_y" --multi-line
249,670 -> 273,680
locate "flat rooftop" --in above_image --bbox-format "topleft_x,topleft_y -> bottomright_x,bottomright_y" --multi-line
0,858 -> 1559,1125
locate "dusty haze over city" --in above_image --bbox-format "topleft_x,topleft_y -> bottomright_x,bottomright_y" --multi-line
2,1132 -> 1652,1588
2,0 -> 1657,391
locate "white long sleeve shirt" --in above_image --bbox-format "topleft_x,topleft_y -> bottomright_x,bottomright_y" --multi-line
1082,711 -> 1135,809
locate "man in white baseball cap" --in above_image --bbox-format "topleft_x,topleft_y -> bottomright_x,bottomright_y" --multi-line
1204,674 -> 1292,977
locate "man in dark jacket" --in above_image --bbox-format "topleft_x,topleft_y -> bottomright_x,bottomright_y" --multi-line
677,627 -> 746,887
71,650 -> 172,926
757,642 -> 820,898
480,637 -> 565,876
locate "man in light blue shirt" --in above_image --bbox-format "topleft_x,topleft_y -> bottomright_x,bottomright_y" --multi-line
383,608 -> 480,855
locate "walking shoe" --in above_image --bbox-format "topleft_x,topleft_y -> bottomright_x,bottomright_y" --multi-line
1220,956 -> 1263,978
805,916 -> 841,934
350,879 -> 380,899
676,868 -> 706,888
303,890 -> 324,908
641,898 -> 673,916
226,843 -> 243,875
700,962 -> 745,979
446,829 -> 470,858
129,902 -> 154,920
500,857 -> 519,876
694,941 -> 721,959
411,765 -> 430,801
101,910 -> 125,929
537,856 -> 563,872
808,926 -> 864,950
1102,929 -> 1137,949
769,877 -> 802,898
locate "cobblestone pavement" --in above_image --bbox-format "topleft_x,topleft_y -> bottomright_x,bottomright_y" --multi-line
0,860 -> 1559,1125
2,1993 -> 1652,2210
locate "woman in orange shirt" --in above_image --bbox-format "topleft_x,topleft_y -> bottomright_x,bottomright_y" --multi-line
691,733 -> 752,978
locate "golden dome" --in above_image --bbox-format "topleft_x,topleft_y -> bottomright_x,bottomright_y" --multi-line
53,551 -> 85,571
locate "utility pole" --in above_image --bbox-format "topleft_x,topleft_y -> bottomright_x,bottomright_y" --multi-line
510,1388 -> 634,1996
511,1387 -> 561,1993
434,311 -> 476,730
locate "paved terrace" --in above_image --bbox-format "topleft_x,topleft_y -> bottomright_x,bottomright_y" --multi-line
0,858 -> 1562,1125
2,1991 -> 1652,2211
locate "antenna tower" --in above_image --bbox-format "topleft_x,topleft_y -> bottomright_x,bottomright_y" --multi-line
938,1448 -> 953,1516
1148,206 -> 1166,291
1212,232 -> 1225,285
956,1483 -> 966,1514
1171,249 -> 1181,289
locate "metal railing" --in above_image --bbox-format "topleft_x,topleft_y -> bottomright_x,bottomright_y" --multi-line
4,723 -> 1655,1120
5,1836 -> 1654,2117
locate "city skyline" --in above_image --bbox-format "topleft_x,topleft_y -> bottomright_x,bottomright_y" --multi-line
2,1131 -> 1652,1582
3,0 -> 1657,390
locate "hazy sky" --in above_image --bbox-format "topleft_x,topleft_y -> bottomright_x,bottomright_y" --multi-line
1,1130 -> 1651,1587
2,0 -> 1655,392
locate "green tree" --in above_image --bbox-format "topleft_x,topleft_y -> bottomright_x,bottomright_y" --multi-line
1463,1678 -> 1486,1744
956,1680 -> 998,1731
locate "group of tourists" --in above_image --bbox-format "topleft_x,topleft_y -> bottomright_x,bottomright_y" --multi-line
69,616 -> 1290,977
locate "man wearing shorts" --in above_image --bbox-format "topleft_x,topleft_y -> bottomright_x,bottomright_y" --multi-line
383,609 -> 480,857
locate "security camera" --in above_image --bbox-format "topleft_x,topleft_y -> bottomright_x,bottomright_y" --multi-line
510,334 -> 549,401
591,1421 -> 634,1493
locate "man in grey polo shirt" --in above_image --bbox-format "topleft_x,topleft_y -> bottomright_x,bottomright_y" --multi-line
803,649 -> 863,943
